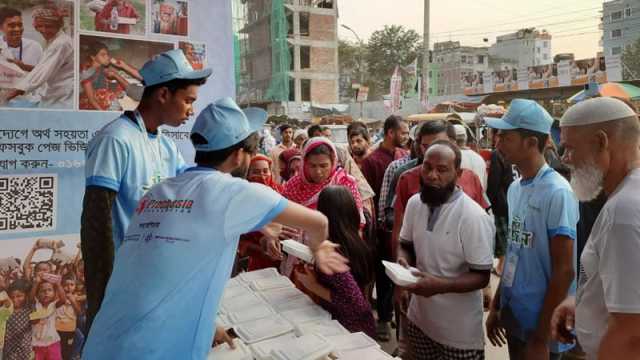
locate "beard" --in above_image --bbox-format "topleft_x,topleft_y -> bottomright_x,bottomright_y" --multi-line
420,177 -> 456,207
231,164 -> 249,179
568,160 -> 604,202
351,147 -> 366,156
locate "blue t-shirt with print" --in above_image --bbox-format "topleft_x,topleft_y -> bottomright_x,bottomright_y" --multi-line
500,164 -> 579,353
85,111 -> 187,249
82,168 -> 288,360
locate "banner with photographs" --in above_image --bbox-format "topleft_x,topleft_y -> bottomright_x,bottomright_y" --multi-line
463,54 -> 621,95
0,1 -> 234,359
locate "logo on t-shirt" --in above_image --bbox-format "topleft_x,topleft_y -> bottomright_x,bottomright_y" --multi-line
136,198 -> 195,214
509,216 -> 534,248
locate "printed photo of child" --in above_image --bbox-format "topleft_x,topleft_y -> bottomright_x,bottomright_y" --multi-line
79,34 -> 173,111
178,41 -> 204,70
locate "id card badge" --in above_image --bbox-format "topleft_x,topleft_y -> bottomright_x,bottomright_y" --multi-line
502,253 -> 519,288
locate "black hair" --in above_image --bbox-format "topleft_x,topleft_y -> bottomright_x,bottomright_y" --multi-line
192,132 -> 260,167
0,7 -> 20,25
317,186 -> 373,289
417,120 -> 448,140
383,115 -> 403,136
307,124 -> 324,138
347,121 -> 367,136
62,273 -> 77,283
86,41 -> 108,61
445,123 -> 457,141
305,143 -> 333,159
348,127 -> 370,142
515,128 -> 548,153
279,124 -> 292,134
427,139 -> 462,169
141,77 -> 207,100
7,278 -> 30,295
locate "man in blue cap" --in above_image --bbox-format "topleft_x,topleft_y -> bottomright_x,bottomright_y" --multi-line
484,99 -> 578,360
81,49 -> 212,333
82,97 -> 348,359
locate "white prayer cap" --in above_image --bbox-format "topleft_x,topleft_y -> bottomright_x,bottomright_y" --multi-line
453,124 -> 466,137
560,97 -> 637,127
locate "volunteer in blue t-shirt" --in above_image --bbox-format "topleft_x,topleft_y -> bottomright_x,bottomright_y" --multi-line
484,99 -> 579,360
81,49 -> 212,333
82,97 -> 349,360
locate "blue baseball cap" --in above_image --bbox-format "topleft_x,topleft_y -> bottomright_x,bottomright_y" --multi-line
140,49 -> 212,87
191,97 -> 267,151
485,99 -> 553,134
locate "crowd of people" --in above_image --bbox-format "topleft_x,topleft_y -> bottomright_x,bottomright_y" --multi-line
2,48 -> 638,360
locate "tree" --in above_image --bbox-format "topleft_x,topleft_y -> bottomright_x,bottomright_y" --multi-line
338,40 -> 367,101
365,25 -> 422,99
622,38 -> 640,80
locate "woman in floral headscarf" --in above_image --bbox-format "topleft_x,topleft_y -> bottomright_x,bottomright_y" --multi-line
281,137 -> 364,277
278,148 -> 302,183
282,137 -> 363,213
237,155 -> 283,271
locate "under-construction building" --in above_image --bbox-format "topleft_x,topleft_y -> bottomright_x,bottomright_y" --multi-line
233,0 -> 339,117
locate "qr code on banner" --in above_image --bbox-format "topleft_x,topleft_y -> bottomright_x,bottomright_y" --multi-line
0,174 -> 57,234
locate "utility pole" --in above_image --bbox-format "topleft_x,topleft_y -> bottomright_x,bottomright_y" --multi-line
341,24 -> 366,119
421,0 -> 430,111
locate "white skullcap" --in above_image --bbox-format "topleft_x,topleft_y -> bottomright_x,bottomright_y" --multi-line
560,97 -> 637,127
294,129 -> 307,139
453,124 -> 466,137
409,125 -> 419,140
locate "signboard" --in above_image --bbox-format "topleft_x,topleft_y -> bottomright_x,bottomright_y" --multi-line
356,86 -> 369,102
0,0 -> 235,355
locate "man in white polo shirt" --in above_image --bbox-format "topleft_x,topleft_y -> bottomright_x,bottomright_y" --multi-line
551,97 -> 640,359
82,97 -> 349,360
396,140 -> 495,360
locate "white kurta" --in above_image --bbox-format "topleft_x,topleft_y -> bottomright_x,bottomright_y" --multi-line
15,31 -> 73,109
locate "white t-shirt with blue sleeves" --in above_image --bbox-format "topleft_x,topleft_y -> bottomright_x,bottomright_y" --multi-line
500,164 -> 579,353
85,111 -> 187,249
82,168 -> 288,360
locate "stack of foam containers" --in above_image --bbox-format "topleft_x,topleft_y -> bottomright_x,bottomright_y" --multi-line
209,267 -> 388,360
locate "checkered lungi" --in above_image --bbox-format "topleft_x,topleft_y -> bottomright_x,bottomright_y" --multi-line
407,321 -> 484,360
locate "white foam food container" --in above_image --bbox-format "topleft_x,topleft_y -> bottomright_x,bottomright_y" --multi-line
281,239 -> 314,263
207,338 -> 252,360
326,332 -> 379,356
271,296 -> 316,313
234,314 -> 295,344
227,303 -> 275,324
239,267 -> 281,284
249,276 -> 295,291
249,333 -> 297,360
221,292 -> 267,314
216,314 -> 233,330
270,333 -> 334,360
258,287 -> 306,306
280,305 -> 331,325
337,347 -> 397,360
222,284 -> 254,302
381,260 -> 420,287
294,319 -> 349,337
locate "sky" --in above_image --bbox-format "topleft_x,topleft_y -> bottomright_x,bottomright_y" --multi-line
337,0 -> 604,60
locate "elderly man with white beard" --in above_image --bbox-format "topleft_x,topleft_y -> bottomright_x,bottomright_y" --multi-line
551,97 -> 640,360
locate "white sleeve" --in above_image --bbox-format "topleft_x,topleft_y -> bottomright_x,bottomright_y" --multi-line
600,222 -> 640,313
460,205 -> 495,270
16,38 -> 72,93
223,182 -> 288,242
400,195 -> 418,243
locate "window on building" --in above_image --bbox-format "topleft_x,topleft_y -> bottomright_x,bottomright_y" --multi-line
543,41 -> 548,48
300,46 -> 311,69
289,78 -> 295,101
316,0 -> 333,8
625,6 -> 632,17
611,10 -> 623,21
299,12 -> 310,37
301,79 -> 311,101
611,29 -> 623,39
286,11 -> 293,36
460,55 -> 467,64
477,55 -> 485,64
612,46 -> 622,55
536,47 -> 541,54
543,54 -> 549,60
289,45 -> 295,70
